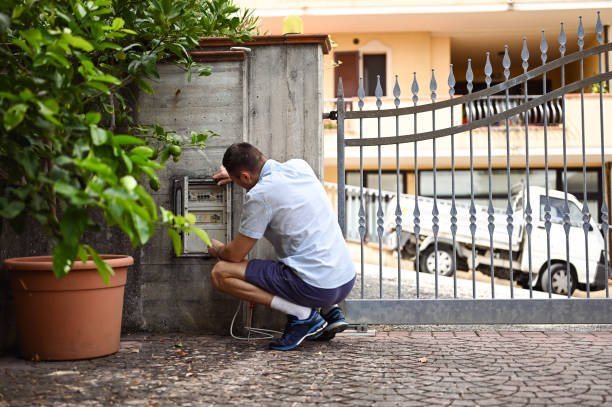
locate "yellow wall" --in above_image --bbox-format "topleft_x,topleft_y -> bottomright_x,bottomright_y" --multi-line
324,32 -> 451,100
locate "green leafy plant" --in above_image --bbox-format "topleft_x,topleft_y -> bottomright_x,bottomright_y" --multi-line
0,0 -> 259,282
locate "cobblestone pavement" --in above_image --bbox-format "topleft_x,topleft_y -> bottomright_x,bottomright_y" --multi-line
1,327 -> 612,406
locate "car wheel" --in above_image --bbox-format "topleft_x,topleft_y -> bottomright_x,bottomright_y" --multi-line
541,263 -> 577,296
419,245 -> 455,276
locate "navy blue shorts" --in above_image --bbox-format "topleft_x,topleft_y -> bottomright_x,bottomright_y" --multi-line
244,259 -> 355,308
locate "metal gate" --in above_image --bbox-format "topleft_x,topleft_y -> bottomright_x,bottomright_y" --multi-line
330,13 -> 612,324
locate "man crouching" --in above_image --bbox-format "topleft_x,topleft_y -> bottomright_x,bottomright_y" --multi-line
209,142 -> 356,351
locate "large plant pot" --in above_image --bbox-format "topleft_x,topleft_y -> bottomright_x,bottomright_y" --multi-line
4,255 -> 133,361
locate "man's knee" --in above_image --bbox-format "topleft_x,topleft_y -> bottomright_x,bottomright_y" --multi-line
210,260 -> 247,291
211,261 -> 227,290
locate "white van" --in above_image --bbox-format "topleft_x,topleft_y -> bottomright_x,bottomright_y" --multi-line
387,184 -> 609,295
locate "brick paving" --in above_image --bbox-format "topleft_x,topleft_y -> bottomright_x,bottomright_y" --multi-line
1,327 -> 612,406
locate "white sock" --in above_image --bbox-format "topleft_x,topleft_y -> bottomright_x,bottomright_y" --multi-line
321,304 -> 338,314
270,296 -> 312,320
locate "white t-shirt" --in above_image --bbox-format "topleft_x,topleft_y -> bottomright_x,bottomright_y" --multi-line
239,159 -> 355,289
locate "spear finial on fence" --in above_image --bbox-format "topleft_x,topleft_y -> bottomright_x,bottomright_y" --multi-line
448,64 -> 456,97
485,52 -> 492,87
597,11 -> 603,44
337,77 -> 344,99
521,37 -> 529,73
430,69 -> 437,103
393,75 -> 401,108
466,59 -> 474,93
411,72 -> 419,105
559,22 -> 567,56
357,77 -> 365,110
578,16 -> 584,51
375,75 -> 383,110
503,45 -> 511,81
540,31 -> 548,65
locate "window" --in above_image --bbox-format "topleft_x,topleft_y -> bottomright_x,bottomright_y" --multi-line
363,54 -> 386,96
540,196 -> 582,227
346,170 -> 405,194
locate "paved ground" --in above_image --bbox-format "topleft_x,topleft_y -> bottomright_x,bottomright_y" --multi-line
2,326 -> 612,406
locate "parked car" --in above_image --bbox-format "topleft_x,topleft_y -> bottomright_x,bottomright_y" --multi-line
386,184 -> 609,295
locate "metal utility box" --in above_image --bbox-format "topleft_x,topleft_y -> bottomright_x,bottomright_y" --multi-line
173,176 -> 232,256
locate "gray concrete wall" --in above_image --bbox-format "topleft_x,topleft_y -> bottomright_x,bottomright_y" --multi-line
131,41 -> 326,334
0,39 -> 326,351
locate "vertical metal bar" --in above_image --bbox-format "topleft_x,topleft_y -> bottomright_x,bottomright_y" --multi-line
448,65 -> 458,298
412,73 -> 421,298
467,59 -> 477,299
485,52 -> 496,298
375,75 -> 384,299
431,69 -> 440,299
336,78 -> 346,236
393,76 -> 402,298
521,37 -> 534,298
596,12 -> 610,299
357,78 -> 366,299
560,23 -> 572,299
541,31 -> 553,298
578,17 -> 591,297
503,45 -> 515,299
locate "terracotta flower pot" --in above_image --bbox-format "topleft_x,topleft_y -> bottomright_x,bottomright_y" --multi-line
4,255 -> 133,361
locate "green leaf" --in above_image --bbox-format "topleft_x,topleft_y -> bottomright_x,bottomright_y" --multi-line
85,112 -> 101,125
52,243 -> 74,279
45,50 -> 71,69
0,198 -> 25,219
75,2 -> 87,19
11,5 -> 25,19
111,17 -> 125,30
86,81 -> 110,94
135,185 -> 158,221
191,227 -> 212,247
21,29 -> 42,54
76,157 -> 114,179
131,211 -> 152,244
77,244 -> 88,264
113,135 -> 145,146
120,175 -> 137,191
130,146 -> 154,158
85,246 -> 114,285
62,33 -> 94,52
185,213 -> 196,224
120,151 -> 133,173
93,74 -> 121,85
167,228 -> 182,256
54,180 -> 80,196
160,207 -> 172,223
3,103 -> 28,130
136,78 -> 155,95
90,125 -> 109,145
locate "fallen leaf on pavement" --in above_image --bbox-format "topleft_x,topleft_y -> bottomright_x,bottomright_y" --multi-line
419,357 -> 428,364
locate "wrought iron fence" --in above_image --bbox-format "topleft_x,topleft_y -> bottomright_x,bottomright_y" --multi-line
330,13 -> 612,324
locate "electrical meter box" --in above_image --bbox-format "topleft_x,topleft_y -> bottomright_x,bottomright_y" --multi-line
173,176 -> 232,257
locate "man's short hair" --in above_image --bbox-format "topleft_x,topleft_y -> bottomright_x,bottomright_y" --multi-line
222,142 -> 266,177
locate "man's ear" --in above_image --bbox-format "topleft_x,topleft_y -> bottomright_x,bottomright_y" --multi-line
239,170 -> 252,185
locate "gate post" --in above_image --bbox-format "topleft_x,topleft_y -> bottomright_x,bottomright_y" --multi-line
336,78 -> 346,236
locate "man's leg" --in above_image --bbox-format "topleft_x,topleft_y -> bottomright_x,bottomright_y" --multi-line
210,260 -> 273,305
211,260 -> 326,350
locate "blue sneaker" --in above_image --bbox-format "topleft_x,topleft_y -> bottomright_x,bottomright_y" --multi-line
314,306 -> 349,341
269,310 -> 327,351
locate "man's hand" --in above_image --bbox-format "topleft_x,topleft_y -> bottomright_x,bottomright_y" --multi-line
208,239 -> 225,258
213,166 -> 231,186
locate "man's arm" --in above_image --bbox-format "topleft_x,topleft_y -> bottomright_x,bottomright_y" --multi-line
209,233 -> 257,263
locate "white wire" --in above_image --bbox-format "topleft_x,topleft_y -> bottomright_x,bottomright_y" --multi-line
229,301 -> 283,341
